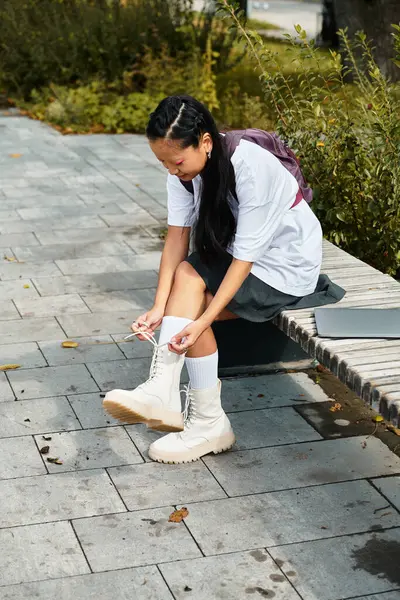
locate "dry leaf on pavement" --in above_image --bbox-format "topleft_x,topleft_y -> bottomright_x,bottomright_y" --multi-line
169,507 -> 189,523
47,457 -> 63,465
61,341 -> 79,348
0,364 -> 21,371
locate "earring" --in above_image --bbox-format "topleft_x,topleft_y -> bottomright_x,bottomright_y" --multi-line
207,150 -> 212,159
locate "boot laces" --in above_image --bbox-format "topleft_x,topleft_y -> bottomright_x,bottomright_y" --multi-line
125,330 -> 169,383
181,384 -> 197,430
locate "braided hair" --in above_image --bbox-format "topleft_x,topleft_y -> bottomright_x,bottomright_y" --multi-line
146,95 -> 237,264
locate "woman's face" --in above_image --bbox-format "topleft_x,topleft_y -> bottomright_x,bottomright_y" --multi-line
149,134 -> 212,181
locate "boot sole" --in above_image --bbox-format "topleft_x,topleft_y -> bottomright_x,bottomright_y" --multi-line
103,398 -> 184,431
148,431 -> 236,464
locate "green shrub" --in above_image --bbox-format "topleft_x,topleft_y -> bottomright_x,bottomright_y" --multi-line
0,0 -> 243,98
221,0 -> 400,276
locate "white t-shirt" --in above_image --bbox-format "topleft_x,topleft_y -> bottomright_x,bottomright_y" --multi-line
167,139 -> 322,297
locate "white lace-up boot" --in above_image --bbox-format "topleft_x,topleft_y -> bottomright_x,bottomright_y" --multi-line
148,380 -> 235,463
103,333 -> 185,432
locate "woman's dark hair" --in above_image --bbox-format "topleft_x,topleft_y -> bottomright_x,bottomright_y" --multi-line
146,95 -> 237,264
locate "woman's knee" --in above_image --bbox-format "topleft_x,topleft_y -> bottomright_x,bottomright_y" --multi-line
174,260 -> 206,290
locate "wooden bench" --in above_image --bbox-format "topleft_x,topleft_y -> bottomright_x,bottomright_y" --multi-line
274,240 -> 400,427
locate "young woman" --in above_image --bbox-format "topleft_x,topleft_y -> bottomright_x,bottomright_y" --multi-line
103,95 -> 345,464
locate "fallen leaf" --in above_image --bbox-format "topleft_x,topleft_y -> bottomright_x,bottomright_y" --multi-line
9,153 -> 22,158
361,440 -> 367,449
24,418 -> 30,422
257,394 -> 264,398
169,507 -> 189,523
40,446 -> 50,454
42,436 -> 52,441
329,402 -> 342,412
387,424 -> 400,436
372,415 -> 384,423
61,340 -> 79,348
0,364 -> 21,371
23,284 -> 30,289
315,375 -> 321,384
4,255 -> 16,262
298,394 -> 305,397
47,457 -> 63,465
184,586 -> 192,592
320,525 -> 328,530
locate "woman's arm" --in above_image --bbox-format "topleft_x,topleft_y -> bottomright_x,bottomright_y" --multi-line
153,225 -> 191,310
197,257 -> 253,327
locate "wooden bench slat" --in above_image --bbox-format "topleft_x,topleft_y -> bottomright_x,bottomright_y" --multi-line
275,240 -> 400,412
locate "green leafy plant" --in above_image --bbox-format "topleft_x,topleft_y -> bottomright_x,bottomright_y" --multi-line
218,0 -> 400,275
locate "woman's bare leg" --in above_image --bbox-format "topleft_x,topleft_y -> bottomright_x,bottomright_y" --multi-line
164,261 -> 239,358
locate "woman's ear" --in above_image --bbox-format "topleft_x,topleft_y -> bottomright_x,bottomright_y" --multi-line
201,132 -> 213,154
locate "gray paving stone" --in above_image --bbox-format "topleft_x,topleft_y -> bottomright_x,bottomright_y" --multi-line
16,204 -> 124,220
79,191 -> 135,204
0,300 -> 21,321
0,210 -> 21,221
122,251 -> 162,271
109,461 -> 226,510
372,476 -> 400,511
55,252 -> 161,276
33,270 -> 157,296
228,407 -> 322,450
68,392 -> 123,428
100,209 -> 159,228
0,342 -> 46,369
125,424 -> 165,461
0,280 -> 39,300
81,289 -> 155,313
355,594 -> 400,600
35,427 -> 143,472
87,358 -> 150,392
0,317 -> 65,344
0,260 -> 61,280
0,469 -> 126,527
111,333 -> 153,359
0,373 -> 15,402
55,256 -> 135,275
73,507 -> 201,571
39,335 -> 125,365
57,311 -> 134,336
183,480 -> 400,555
202,437 -> 400,497
0,436 -> 46,478
123,236 -> 165,254
0,396 -> 81,437
35,227 -> 126,245
2,216 -> 108,233
222,372 -> 330,412
13,241 -> 133,262
0,566 -> 174,600
14,294 -> 90,318
8,364 -> 99,400
269,529 -> 400,600
0,521 -> 89,587
160,550 -> 301,600
0,233 -> 39,247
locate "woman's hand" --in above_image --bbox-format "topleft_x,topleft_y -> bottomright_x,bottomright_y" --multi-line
131,306 -> 164,341
168,319 -> 208,354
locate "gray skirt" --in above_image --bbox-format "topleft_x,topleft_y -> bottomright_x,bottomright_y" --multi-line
186,251 -> 346,323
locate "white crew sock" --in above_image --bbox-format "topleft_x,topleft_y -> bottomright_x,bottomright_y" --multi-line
158,316 -> 193,346
185,350 -> 219,390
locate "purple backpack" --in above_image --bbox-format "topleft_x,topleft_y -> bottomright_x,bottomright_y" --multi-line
181,129 -> 312,207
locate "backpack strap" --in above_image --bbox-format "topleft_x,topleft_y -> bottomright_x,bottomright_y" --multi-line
179,129 -> 310,207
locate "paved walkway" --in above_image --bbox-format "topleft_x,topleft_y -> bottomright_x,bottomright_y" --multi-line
0,113 -> 400,600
